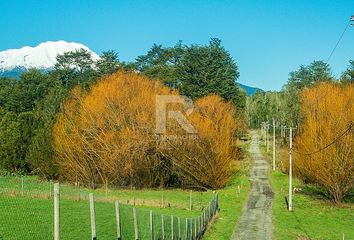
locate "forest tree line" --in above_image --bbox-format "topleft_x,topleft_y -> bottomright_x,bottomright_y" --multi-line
0,39 -> 246,189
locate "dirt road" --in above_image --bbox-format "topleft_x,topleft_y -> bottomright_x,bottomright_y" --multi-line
232,131 -> 274,240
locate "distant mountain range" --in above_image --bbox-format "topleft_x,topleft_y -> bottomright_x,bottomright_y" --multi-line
0,41 -> 262,96
237,83 -> 262,96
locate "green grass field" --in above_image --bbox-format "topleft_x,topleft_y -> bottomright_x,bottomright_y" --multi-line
260,137 -> 354,240
0,148 -> 251,240
0,177 -> 212,239
0,141 -> 252,240
203,174 -> 250,240
0,174 -> 250,240
270,171 -> 354,240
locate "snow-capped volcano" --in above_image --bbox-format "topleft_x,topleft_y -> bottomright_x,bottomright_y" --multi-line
0,40 -> 99,71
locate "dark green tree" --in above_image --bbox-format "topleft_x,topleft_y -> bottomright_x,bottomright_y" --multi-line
340,60 -> 354,84
0,111 -> 23,171
96,50 -> 120,76
283,60 -> 333,126
135,42 -> 185,88
178,39 -> 245,110
26,84 -> 67,178
54,48 -> 96,87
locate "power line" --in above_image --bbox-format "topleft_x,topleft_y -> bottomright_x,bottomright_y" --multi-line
293,122 -> 353,156
326,17 -> 352,63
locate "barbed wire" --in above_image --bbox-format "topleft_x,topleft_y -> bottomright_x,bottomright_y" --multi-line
292,122 -> 353,156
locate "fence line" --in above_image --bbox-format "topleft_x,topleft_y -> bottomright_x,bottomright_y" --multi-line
53,183 -> 218,240
0,176 -> 213,212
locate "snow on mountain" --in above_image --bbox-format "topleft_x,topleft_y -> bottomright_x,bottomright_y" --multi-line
0,40 -> 100,71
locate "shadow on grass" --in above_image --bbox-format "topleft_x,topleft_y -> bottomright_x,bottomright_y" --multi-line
299,184 -> 354,205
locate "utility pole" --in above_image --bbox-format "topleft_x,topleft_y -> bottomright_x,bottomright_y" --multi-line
288,127 -> 293,211
272,118 -> 276,171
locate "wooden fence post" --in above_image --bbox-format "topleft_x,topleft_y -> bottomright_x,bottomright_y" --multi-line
272,118 -> 276,171
208,204 -> 211,220
189,190 -> 192,210
49,180 -> 52,198
115,201 -> 122,240
54,183 -> 60,240
185,218 -> 188,240
77,182 -> 80,202
150,210 -> 154,240
203,210 -> 206,230
133,186 -> 136,206
133,208 -> 139,240
197,216 -> 200,237
190,219 -> 193,240
171,216 -> 174,240
161,215 -> 165,240
89,193 -> 97,240
178,217 -> 181,240
194,218 -> 197,239
21,176 -> 24,196
161,188 -> 164,208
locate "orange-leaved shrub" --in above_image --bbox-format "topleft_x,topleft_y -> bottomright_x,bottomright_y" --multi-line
53,71 -> 239,189
159,95 -> 239,188
294,82 -> 353,203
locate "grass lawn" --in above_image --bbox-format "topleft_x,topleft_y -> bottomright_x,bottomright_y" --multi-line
0,142 -> 251,240
260,135 -> 354,240
204,141 -> 252,240
0,194 -> 204,239
0,178 -> 219,240
270,171 -> 354,240
203,174 -> 250,240
0,174 -> 250,240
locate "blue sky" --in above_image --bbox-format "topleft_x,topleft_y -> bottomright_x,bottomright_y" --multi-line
0,0 -> 353,90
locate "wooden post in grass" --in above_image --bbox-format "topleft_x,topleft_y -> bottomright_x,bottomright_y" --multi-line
161,215 -> 165,240
263,123 -> 267,145
161,187 -> 164,208
150,210 -> 154,240
89,193 -> 97,240
133,208 -> 139,240
171,216 -> 174,240
115,201 -> 122,240
185,218 -> 188,240
208,204 -> 212,220
49,180 -> 52,198
77,182 -> 80,202
203,210 -> 206,230
196,217 -> 199,237
194,218 -> 197,239
21,176 -> 24,196
177,217 -> 181,240
200,215 -> 202,234
133,186 -> 136,206
288,127 -> 293,211
105,182 -> 108,198
54,183 -> 60,240
189,190 -> 192,210
189,219 -> 192,240
272,118 -> 276,171
266,123 -> 270,152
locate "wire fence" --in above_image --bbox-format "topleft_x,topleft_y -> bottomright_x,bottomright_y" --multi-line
0,176 -> 218,239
